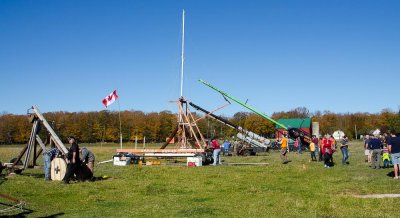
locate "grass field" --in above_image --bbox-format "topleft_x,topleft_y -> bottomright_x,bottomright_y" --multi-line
1,141 -> 400,217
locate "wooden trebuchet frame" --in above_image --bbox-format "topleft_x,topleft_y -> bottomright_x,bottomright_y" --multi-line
9,105 -> 69,174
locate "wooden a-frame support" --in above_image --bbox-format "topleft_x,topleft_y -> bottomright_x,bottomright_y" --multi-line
161,98 -> 207,149
10,105 -> 68,173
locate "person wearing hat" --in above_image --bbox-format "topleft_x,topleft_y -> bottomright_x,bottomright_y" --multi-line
62,136 -> 81,184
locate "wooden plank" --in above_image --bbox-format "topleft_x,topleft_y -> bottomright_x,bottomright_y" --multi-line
23,120 -> 39,169
32,105 -> 68,154
226,163 -> 269,165
35,135 -> 46,161
36,135 -> 47,151
143,153 -> 197,157
116,149 -> 205,153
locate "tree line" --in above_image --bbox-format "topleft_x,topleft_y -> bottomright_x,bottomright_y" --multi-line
1,107 -> 400,144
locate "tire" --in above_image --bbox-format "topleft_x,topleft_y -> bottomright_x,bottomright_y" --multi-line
201,152 -> 214,165
194,153 -> 206,164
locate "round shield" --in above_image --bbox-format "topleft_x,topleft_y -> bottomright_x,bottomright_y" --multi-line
51,158 -> 67,181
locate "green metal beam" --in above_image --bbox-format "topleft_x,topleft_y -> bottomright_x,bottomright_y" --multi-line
199,79 -> 287,130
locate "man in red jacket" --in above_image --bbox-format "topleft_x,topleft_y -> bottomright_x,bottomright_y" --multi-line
211,137 -> 221,166
322,135 -> 333,168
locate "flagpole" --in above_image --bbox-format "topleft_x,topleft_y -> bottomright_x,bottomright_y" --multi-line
117,96 -> 123,149
180,9 -> 185,98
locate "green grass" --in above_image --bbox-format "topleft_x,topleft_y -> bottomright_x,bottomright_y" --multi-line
1,141 -> 400,217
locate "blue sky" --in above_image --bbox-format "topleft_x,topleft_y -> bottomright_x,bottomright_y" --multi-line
1,0 -> 399,116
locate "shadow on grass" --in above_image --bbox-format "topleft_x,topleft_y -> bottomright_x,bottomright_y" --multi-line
0,212 -> 65,218
37,212 -> 65,218
0,175 -> 7,186
67,176 -> 114,184
16,173 -> 45,179
1,199 -> 64,218
387,171 -> 395,178
91,176 -> 113,182
11,173 -> 112,183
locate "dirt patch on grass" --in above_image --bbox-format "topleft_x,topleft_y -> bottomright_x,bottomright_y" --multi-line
353,194 -> 400,198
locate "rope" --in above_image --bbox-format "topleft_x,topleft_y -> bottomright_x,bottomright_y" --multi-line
0,193 -> 26,214
0,201 -> 25,213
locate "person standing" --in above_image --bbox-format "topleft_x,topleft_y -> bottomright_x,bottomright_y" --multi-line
318,136 -> 324,161
222,140 -> 231,156
330,136 -> 337,153
382,145 -> 391,168
80,147 -> 95,173
309,141 -> 316,161
63,137 -> 81,184
312,135 -> 319,161
43,147 -> 59,181
364,135 -> 371,163
278,133 -> 289,164
322,135 -> 333,168
211,138 -> 221,165
295,137 -> 302,154
232,139 -> 239,156
368,135 -> 383,169
340,135 -> 349,165
388,132 -> 400,179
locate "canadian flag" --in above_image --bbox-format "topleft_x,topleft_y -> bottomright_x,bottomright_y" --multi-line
102,90 -> 118,108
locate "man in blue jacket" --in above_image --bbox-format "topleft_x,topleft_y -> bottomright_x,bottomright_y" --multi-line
222,140 -> 231,156
368,135 -> 383,169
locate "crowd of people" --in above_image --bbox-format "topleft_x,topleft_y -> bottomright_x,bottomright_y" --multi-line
276,132 -> 350,168
364,132 -> 400,178
42,130 -> 400,182
273,130 -> 400,179
209,132 -> 350,168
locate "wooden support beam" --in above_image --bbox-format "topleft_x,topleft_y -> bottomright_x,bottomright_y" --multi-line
24,120 -> 39,169
34,135 -> 46,161
226,163 -> 269,165
31,105 -> 68,154
116,149 -> 205,153
36,135 -> 46,151
35,147 -> 43,161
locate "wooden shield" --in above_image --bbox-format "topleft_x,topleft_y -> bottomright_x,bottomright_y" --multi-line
51,158 -> 67,181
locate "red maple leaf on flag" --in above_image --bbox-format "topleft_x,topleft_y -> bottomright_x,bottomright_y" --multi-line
102,90 -> 118,108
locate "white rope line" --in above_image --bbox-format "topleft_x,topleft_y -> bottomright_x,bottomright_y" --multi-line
0,201 -> 25,213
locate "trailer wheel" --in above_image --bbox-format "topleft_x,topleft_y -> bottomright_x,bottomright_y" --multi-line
9,158 -> 23,174
197,152 -> 213,165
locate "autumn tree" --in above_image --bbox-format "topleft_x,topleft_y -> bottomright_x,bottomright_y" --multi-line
2,107 -> 400,144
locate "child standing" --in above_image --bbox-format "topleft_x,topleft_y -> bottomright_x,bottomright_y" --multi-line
382,145 -> 390,168
309,142 -> 316,161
